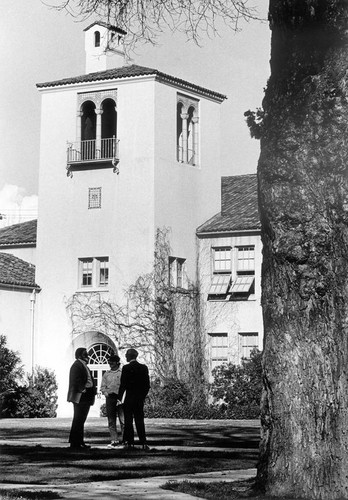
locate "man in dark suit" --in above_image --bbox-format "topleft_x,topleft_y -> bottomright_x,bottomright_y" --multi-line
118,348 -> 150,450
67,347 -> 96,449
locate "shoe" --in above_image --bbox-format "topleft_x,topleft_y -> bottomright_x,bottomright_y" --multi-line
107,442 -> 118,449
141,444 -> 150,451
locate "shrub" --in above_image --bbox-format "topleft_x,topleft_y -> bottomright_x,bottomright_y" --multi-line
210,349 -> 262,419
8,367 -> 58,418
0,335 -> 24,417
0,336 -> 58,418
144,377 -> 193,418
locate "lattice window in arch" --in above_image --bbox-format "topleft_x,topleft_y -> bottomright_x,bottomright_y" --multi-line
88,343 -> 114,365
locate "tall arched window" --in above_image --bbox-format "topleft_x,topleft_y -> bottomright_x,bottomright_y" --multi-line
81,101 -> 96,160
94,31 -> 101,47
177,102 -> 184,162
101,98 -> 117,159
176,94 -> 199,166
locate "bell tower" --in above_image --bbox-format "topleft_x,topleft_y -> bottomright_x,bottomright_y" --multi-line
84,22 -> 127,73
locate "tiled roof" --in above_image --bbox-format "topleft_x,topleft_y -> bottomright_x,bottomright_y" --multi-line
197,174 -> 260,234
0,219 -> 37,247
36,64 -> 226,101
83,21 -> 126,35
0,252 -> 39,289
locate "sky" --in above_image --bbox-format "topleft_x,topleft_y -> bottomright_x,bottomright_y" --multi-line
0,0 -> 270,223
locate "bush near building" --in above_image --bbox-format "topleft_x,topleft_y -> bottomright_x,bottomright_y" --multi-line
141,351 -> 262,419
210,349 -> 262,419
0,335 -> 58,418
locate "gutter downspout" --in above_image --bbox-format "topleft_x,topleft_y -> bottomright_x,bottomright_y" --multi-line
30,289 -> 36,378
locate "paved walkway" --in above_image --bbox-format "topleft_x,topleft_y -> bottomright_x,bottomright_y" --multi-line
0,468 -> 256,499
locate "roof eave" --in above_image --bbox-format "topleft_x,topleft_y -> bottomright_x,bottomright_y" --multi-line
36,68 -> 226,102
0,282 -> 41,291
196,227 -> 261,237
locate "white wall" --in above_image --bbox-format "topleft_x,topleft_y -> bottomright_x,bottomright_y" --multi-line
0,287 -> 36,372
154,82 -> 222,282
36,75 -> 225,415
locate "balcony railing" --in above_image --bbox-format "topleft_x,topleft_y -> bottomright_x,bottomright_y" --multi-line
66,137 -> 120,176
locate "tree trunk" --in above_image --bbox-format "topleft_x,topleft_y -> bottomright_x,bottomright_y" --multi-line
257,1 -> 348,498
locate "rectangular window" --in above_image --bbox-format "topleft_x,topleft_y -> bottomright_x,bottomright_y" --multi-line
81,258 -> 93,286
209,333 -> 228,371
213,247 -> 232,273
98,257 -> 109,286
237,246 -> 255,273
239,332 -> 259,360
169,257 -> 186,288
177,258 -> 184,288
88,187 -> 102,209
208,247 -> 231,299
230,246 -> 255,295
79,257 -> 109,288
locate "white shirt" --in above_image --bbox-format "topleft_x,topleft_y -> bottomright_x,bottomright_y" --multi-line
100,368 -> 122,396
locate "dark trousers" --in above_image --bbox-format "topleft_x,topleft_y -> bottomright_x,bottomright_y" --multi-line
123,397 -> 146,445
69,401 -> 91,446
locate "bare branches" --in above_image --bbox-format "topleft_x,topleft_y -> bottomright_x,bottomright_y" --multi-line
51,0 -> 260,48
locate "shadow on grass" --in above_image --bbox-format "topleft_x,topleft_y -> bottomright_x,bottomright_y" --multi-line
0,445 -> 258,485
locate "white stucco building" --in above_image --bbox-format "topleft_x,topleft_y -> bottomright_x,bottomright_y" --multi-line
34,22 -> 225,415
1,23 -> 264,418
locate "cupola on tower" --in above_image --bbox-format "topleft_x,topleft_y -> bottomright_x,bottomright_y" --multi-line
84,22 -> 127,73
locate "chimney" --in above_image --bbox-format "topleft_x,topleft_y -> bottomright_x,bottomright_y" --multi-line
84,22 -> 127,73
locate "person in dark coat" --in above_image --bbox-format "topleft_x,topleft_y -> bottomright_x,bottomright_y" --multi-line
118,348 -> 150,449
67,347 -> 96,449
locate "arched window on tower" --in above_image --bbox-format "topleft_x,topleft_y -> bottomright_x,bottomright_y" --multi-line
177,102 -> 184,162
101,98 -> 117,159
94,31 -> 101,47
81,100 -> 96,160
176,94 -> 199,166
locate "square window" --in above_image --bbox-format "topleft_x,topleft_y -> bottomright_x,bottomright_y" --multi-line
88,187 -> 102,209
213,247 -> 232,273
78,257 -> 109,288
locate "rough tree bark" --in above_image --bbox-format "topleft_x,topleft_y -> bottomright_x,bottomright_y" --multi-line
258,1 -> 348,498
